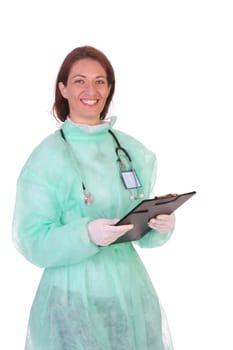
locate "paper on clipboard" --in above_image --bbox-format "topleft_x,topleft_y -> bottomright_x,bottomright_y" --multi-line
112,191 -> 196,244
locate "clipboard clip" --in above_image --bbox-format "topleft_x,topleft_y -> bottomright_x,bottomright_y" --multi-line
154,193 -> 177,200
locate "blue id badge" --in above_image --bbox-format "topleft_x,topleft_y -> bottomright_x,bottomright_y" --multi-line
121,169 -> 142,189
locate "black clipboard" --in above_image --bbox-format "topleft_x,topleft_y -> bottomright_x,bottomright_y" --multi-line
112,191 -> 196,244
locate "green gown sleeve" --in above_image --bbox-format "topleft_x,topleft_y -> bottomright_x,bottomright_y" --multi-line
12,174 -> 99,268
12,136 -> 100,268
136,228 -> 173,248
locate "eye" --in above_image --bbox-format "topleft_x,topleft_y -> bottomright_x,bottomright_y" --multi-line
96,79 -> 106,85
74,79 -> 85,84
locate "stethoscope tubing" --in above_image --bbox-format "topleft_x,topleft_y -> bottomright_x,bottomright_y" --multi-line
108,129 -> 132,162
59,126 -> 143,202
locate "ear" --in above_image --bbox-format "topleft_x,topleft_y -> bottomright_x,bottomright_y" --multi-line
58,82 -> 68,99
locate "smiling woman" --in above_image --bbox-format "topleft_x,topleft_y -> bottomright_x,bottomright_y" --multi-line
58,59 -> 111,125
53,46 -> 115,123
12,45 -> 175,350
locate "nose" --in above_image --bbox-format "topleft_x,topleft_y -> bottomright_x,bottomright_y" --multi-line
85,81 -> 97,96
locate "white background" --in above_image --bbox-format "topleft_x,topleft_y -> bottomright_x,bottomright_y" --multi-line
0,0 -> 232,349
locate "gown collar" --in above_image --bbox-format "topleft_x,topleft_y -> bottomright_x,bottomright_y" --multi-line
61,116 -> 117,140
67,116 -> 116,133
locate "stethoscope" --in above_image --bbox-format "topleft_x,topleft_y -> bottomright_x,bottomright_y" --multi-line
60,128 -> 144,204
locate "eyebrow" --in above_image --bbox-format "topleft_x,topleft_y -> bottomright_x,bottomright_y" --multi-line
71,74 -> 107,79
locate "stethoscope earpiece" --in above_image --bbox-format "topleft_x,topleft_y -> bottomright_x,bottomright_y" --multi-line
129,193 -> 144,201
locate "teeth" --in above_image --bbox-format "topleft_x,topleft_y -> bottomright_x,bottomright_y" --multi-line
82,99 -> 97,105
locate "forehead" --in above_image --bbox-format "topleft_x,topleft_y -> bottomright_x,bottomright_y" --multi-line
69,58 -> 107,77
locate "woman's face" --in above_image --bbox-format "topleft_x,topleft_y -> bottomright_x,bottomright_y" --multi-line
59,58 -> 111,125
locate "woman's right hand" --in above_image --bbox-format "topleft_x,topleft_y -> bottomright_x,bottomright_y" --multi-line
87,218 -> 133,246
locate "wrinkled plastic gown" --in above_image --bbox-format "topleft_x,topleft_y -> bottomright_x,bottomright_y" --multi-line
12,119 -> 174,350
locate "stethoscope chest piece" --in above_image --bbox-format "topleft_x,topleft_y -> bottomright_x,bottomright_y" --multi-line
83,190 -> 94,205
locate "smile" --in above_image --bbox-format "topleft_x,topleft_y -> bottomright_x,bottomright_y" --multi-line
81,99 -> 98,106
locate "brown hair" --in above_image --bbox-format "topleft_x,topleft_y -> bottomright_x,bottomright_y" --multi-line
52,46 -> 115,122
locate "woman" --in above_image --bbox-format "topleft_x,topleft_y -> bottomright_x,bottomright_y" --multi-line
12,46 -> 175,350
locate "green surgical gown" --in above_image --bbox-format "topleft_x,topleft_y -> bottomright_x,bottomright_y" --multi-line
12,118 -> 174,350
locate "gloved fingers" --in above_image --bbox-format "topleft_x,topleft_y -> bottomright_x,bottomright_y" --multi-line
148,221 -> 169,234
88,218 -> 134,246
148,213 -> 175,234
107,223 -> 134,235
103,223 -> 134,245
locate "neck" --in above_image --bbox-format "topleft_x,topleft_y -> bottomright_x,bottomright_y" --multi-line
69,115 -> 100,126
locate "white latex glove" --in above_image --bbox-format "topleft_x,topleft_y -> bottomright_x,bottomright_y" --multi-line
148,213 -> 175,234
87,218 -> 134,246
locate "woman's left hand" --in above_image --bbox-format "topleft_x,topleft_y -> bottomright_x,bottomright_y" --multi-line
148,213 -> 175,234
